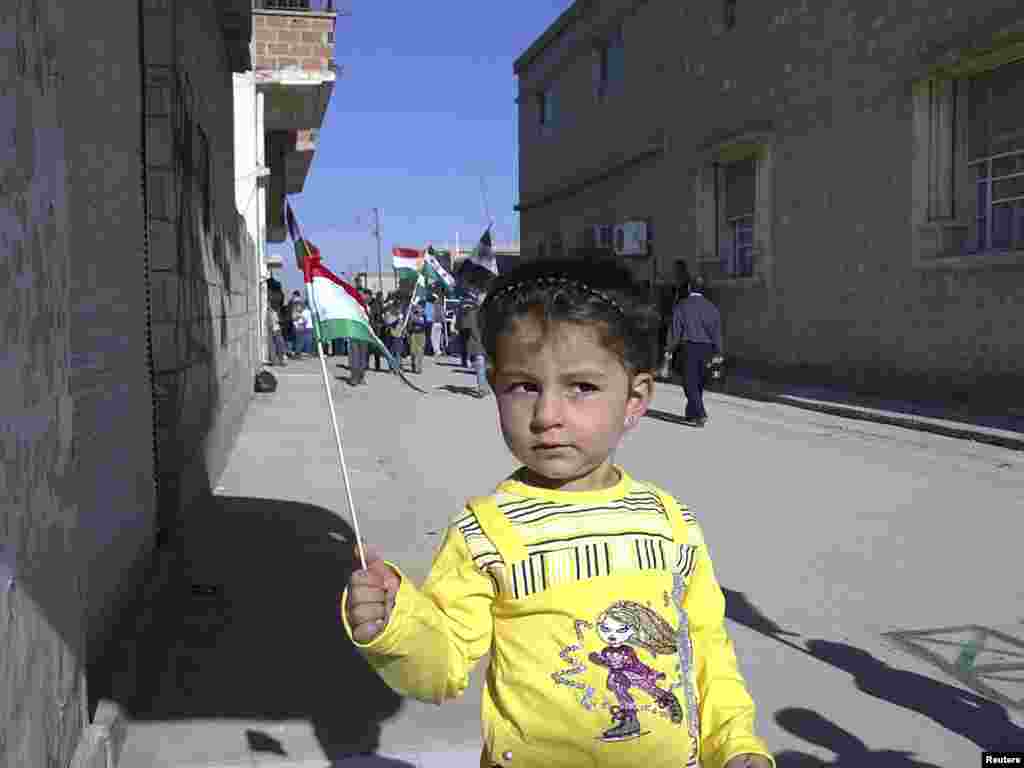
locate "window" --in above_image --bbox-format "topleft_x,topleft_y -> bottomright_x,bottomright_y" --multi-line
593,25 -> 625,103
912,44 -> 1024,267
967,61 -> 1024,254
694,134 -> 775,285
723,158 -> 755,277
538,85 -> 557,137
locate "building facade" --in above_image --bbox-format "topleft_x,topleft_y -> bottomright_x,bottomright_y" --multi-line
515,0 -> 1024,404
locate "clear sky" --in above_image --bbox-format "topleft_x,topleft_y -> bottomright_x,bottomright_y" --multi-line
272,1 -> 574,292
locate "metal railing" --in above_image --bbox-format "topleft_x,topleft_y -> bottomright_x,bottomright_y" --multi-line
253,0 -> 336,12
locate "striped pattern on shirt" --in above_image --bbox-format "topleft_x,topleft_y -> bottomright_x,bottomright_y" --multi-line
455,481 -> 699,600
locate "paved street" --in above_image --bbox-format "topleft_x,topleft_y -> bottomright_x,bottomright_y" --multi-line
120,352 -> 1024,768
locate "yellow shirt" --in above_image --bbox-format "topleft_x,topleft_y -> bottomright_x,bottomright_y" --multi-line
341,467 -> 774,768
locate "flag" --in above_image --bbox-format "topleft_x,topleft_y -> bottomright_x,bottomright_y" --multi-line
286,201 -> 300,243
302,247 -> 427,394
422,247 -> 456,291
392,247 -> 422,280
457,226 -> 499,293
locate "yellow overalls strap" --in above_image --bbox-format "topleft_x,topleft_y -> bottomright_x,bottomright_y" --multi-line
655,487 -> 696,548
466,495 -> 529,566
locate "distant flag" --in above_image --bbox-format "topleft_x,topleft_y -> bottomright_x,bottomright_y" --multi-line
392,247 -> 423,280
286,201 -> 300,243
422,246 -> 456,291
457,225 -> 499,293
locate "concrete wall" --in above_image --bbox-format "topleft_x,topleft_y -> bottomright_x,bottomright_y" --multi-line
144,0 -> 260,530
516,0 -> 1024,403
1,0 -> 86,765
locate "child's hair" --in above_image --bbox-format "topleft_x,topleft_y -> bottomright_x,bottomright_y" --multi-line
598,600 -> 677,656
479,258 -> 660,376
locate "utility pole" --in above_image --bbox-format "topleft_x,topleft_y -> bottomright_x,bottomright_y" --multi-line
373,207 -> 383,294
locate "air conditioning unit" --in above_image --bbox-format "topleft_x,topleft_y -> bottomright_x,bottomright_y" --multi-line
614,220 -> 648,256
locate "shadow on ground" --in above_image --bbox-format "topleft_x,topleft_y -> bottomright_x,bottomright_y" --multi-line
643,407 -> 703,427
435,384 -> 487,398
132,496 -> 403,760
721,588 -> 1024,760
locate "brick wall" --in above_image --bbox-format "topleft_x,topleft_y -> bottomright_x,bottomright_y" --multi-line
252,10 -> 335,72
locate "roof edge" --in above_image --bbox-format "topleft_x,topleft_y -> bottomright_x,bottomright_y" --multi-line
513,0 -> 592,77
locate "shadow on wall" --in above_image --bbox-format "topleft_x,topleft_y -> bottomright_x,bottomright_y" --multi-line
129,496 -> 403,760
721,589 -> 1024,761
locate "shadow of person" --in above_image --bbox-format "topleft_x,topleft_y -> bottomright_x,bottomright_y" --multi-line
773,708 -> 943,767
330,755 -> 419,767
434,384 -> 487,398
723,589 -> 802,640
642,407 -> 691,426
805,639 -> 1024,750
132,496 -> 404,761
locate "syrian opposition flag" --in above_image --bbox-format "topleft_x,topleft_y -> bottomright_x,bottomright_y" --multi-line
422,246 -> 456,291
392,247 -> 422,280
457,226 -> 499,293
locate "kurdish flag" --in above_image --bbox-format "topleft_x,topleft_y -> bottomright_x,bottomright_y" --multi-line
301,244 -> 427,394
392,247 -> 422,280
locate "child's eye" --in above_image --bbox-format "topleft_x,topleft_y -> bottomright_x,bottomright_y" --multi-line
572,382 -> 599,394
505,382 -> 537,394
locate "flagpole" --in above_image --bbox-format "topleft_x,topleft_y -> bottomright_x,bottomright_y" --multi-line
295,220 -> 368,572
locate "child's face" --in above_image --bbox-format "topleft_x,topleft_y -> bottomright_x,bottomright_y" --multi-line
596,614 -> 635,645
488,313 -> 653,492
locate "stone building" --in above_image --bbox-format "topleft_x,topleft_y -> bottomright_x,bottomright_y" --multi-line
2,1 -> 335,766
514,0 -> 1024,404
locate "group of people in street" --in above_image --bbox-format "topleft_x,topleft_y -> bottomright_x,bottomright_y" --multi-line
265,267 -> 720,418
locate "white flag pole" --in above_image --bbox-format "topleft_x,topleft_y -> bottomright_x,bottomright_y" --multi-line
299,236 -> 368,572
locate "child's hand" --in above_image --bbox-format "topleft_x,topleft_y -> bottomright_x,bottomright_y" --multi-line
724,755 -> 772,768
345,543 -> 401,645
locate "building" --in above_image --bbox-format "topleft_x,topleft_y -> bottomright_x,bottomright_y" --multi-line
239,0 -> 338,359
514,0 -> 1024,405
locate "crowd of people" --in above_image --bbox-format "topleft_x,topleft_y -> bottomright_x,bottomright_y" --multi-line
264,267 -> 723,419
264,279 -> 491,393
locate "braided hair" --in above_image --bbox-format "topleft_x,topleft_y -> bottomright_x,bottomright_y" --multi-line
479,257 -> 660,375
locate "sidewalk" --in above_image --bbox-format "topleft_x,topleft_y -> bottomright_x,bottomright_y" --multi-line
704,367 -> 1024,451
118,351 -> 1023,768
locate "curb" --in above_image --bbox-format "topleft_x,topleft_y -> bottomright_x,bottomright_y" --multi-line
707,376 -> 1024,452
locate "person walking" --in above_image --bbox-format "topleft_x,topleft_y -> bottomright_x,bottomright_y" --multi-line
266,301 -> 287,367
456,299 -> 472,368
461,297 -> 488,398
369,291 -> 387,372
430,293 -> 447,358
406,300 -> 427,374
293,300 -> 314,357
666,276 -> 722,427
384,301 -> 404,372
282,289 -> 300,356
423,294 -> 435,356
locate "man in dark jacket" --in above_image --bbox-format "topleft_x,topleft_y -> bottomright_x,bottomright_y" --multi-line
667,276 -> 723,427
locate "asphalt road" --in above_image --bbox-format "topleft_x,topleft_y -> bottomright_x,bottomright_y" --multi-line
120,353 -> 1024,768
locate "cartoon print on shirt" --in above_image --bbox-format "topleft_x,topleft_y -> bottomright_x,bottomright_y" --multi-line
588,600 -> 684,742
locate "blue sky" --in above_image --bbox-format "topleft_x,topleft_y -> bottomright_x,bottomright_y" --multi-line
273,1 -> 573,291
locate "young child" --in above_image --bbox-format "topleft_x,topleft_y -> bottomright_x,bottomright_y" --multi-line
342,258 -> 774,768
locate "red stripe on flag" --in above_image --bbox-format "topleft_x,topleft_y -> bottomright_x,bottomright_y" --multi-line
392,247 -> 421,260
309,262 -> 367,310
